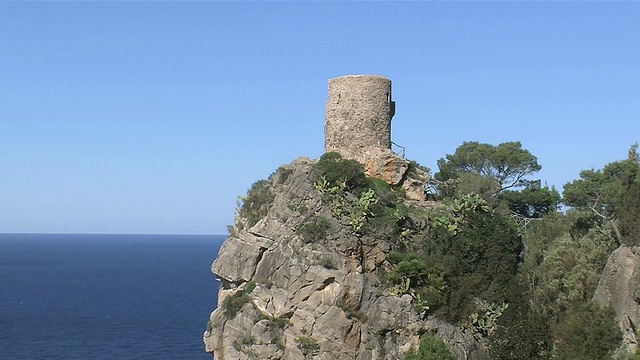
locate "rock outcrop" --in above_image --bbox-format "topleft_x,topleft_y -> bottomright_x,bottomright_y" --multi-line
593,245 -> 640,353
203,157 -> 484,359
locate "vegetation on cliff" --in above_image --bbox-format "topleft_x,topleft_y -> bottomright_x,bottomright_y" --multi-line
219,142 -> 638,360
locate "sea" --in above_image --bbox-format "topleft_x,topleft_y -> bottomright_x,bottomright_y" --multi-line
0,233 -> 226,360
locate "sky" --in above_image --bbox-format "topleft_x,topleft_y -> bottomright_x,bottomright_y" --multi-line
1,2 -> 639,235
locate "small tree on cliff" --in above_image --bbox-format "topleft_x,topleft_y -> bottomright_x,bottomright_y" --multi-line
435,141 -> 558,216
436,141 -> 542,196
563,144 -> 640,245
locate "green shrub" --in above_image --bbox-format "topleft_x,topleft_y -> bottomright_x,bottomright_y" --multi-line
388,252 -> 429,287
349,188 -> 378,233
387,252 -> 447,311
315,152 -> 368,191
222,283 -> 257,318
404,333 -> 456,360
423,200 -> 522,322
295,336 -> 320,357
488,281 -> 553,360
270,316 -> 289,329
274,166 -> 293,185
554,301 -> 622,360
408,160 -> 430,175
232,340 -> 242,351
222,290 -> 252,318
297,216 -> 331,243
239,179 -> 275,227
628,349 -> 640,360
240,335 -> 255,345
244,281 -> 256,294
254,313 -> 290,329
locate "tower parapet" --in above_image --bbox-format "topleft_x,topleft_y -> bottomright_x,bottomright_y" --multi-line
324,75 -> 395,164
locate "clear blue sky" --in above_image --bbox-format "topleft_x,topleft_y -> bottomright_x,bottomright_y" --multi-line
1,2 -> 638,235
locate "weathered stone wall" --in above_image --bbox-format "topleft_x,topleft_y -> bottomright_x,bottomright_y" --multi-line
324,75 -> 395,164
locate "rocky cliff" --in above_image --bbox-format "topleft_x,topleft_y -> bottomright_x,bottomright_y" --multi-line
593,245 -> 640,354
203,156 -> 487,359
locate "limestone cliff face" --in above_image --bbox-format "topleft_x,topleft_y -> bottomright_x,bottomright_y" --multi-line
203,157 -> 485,360
593,245 -> 640,353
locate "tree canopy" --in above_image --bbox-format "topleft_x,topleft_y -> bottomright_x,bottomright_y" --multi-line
563,144 -> 640,245
434,141 -> 558,217
436,141 -> 542,196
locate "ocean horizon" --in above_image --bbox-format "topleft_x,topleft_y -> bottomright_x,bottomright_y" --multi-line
0,233 -> 226,360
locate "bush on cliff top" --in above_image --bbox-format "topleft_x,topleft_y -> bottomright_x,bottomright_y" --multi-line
314,152 -> 368,192
238,179 -> 274,227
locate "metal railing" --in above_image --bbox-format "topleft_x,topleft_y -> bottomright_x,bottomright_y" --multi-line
391,141 -> 405,158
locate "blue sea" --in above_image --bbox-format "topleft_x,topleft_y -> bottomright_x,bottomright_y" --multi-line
0,234 -> 225,360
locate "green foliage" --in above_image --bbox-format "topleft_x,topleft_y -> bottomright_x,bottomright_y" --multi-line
466,300 -> 508,336
501,180 -> 561,218
295,336 -> 320,357
431,193 -> 490,238
315,152 -> 368,191
427,203 -> 523,322
349,188 -> 378,233
297,216 -> 331,243
226,224 -> 237,236
456,173 -> 502,201
222,289 -> 252,318
254,312 -> 290,329
403,333 -> 456,360
620,177 -> 640,243
489,282 -> 553,360
387,189 -> 522,322
244,281 -> 256,294
532,225 -> 615,319
518,212 -> 568,294
314,152 -> 414,241
238,179 -> 275,227
274,166 -> 293,185
452,193 -> 490,214
514,209 -> 618,358
436,141 -> 541,196
388,252 -> 447,312
409,160 -> 431,175
563,144 -> 640,245
270,316 -> 289,329
389,253 -> 430,287
314,176 -> 348,217
232,340 -> 242,351
554,302 -> 622,360
367,179 -> 413,243
368,177 -> 402,204
240,335 -> 255,345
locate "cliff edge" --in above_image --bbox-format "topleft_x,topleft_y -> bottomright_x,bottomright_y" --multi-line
203,156 -> 486,359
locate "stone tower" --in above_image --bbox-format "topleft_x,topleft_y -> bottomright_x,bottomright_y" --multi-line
324,74 -> 395,164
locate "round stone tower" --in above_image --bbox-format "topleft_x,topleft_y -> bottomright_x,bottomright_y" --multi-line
324,75 -> 395,164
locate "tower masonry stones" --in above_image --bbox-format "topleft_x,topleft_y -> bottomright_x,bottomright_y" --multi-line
324,75 -> 395,164
323,74 -> 429,200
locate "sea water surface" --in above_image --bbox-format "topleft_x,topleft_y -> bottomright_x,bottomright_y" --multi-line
0,234 -> 225,360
